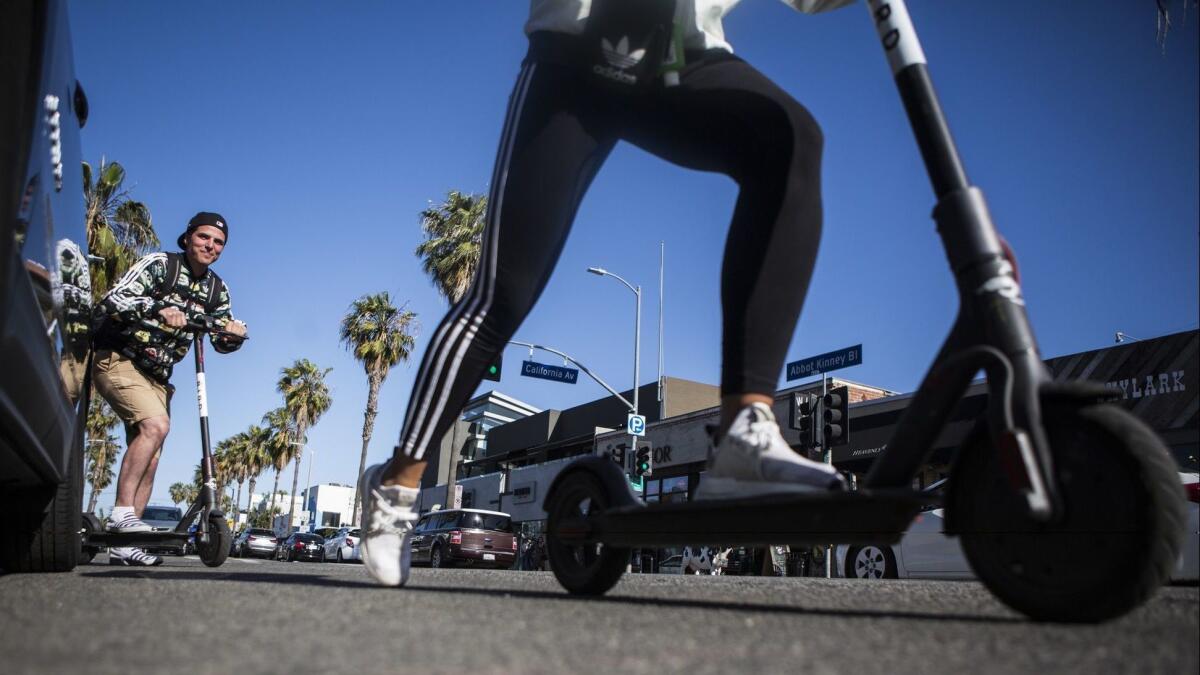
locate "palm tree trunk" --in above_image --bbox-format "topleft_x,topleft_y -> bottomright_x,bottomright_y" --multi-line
287,421 -> 308,533
269,470 -> 280,518
445,420 -> 461,509
351,375 -> 382,524
234,480 -> 243,521
247,476 -> 257,515
88,485 -> 100,514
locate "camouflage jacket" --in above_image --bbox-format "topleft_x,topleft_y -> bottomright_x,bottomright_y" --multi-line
95,252 -> 243,384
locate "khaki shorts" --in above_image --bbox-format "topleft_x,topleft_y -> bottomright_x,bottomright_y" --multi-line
92,350 -> 172,437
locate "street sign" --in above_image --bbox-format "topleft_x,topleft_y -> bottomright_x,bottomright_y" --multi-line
626,414 -> 647,437
453,484 -> 463,509
786,344 -> 863,381
521,360 -> 579,384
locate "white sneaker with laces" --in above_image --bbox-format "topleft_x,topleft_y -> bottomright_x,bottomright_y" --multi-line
108,546 -> 163,566
695,402 -> 845,500
106,510 -> 151,533
359,463 -> 419,587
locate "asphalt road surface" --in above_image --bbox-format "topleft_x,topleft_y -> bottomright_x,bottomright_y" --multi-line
1,555 -> 1196,675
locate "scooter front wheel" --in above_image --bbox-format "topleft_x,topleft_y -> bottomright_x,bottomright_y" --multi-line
546,468 -> 631,596
950,402 -> 1186,622
195,516 -> 231,568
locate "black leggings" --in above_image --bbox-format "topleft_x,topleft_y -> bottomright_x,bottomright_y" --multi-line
397,38 -> 825,460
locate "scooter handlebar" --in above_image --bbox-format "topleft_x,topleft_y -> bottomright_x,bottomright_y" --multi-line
185,315 -> 248,341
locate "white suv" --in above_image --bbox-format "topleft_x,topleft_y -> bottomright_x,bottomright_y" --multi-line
323,527 -> 361,563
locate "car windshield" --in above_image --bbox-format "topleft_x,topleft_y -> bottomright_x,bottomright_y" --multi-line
459,513 -> 511,532
142,507 -> 181,521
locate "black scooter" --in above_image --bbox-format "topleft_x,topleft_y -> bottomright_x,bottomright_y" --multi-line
83,315 -> 244,567
542,0 -> 1187,623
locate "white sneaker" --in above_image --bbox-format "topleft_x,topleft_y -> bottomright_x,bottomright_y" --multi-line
106,511 -> 151,533
359,463 -> 419,587
695,402 -> 846,500
108,546 -> 163,566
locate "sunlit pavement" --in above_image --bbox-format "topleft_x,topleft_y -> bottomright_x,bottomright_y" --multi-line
1,555 -> 1196,674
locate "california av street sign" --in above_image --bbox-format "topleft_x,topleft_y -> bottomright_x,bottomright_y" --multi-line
521,360 -> 579,384
786,344 -> 863,381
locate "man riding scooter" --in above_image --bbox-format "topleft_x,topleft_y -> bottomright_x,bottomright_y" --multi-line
91,211 -> 246,566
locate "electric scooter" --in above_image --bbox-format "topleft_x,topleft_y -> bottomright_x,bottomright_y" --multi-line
542,0 -> 1187,623
83,315 -> 244,567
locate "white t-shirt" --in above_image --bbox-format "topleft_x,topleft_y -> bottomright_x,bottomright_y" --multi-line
526,0 -> 856,52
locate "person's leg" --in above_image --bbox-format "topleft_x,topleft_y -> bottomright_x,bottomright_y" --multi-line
627,54 -> 824,416
93,351 -> 174,533
381,60 -> 615,486
624,54 -> 841,495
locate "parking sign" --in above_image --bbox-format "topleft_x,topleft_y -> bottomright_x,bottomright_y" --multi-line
626,414 -> 646,437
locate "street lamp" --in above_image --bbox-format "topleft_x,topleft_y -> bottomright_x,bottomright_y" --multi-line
587,267 -> 641,417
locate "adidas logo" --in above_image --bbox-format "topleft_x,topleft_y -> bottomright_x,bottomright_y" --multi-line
601,36 -> 645,70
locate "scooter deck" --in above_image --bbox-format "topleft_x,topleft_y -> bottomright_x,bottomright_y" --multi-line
584,489 -> 937,548
86,531 -> 190,547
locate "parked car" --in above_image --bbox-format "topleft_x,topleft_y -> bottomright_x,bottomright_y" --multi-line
411,509 -> 516,569
140,505 -> 186,556
277,533 -> 325,562
323,527 -> 361,563
0,0 -> 92,574
232,528 -> 279,559
837,474 -> 1200,582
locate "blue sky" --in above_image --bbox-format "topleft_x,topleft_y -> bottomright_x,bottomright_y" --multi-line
67,1 -> 1199,512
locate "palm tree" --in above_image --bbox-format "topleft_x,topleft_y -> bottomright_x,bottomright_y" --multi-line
415,190 -> 487,304
277,360 -> 333,533
82,158 -> 159,299
168,482 -> 198,508
216,435 -> 247,519
415,190 -> 488,508
241,424 -> 272,516
262,406 -> 299,521
340,292 -> 418,523
84,396 -> 122,514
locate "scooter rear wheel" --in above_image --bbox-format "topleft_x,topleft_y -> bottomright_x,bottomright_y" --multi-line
950,402 -> 1186,622
195,516 -> 231,568
546,469 -> 630,596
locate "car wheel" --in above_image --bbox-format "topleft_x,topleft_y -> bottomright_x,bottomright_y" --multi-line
431,545 -> 447,569
0,418 -> 84,573
337,549 -> 344,563
845,545 -> 898,579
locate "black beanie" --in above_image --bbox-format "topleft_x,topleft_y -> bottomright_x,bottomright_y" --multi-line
177,211 -> 229,249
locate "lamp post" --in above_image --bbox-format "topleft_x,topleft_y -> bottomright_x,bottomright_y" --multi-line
587,267 -> 641,417
304,446 -> 317,532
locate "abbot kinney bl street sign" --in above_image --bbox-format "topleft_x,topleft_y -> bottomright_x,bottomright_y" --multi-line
521,360 -> 579,384
786,344 -> 863,381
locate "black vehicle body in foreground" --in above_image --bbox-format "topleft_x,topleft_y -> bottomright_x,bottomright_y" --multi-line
0,0 -> 92,573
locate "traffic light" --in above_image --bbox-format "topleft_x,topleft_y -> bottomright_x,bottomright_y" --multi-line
790,392 -> 818,449
634,442 -> 652,478
482,353 -> 502,382
822,385 -> 850,447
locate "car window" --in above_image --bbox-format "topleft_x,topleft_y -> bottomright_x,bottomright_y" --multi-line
460,513 -> 512,532
250,529 -> 275,537
414,517 -> 430,533
142,507 -> 182,521
431,513 -> 456,530
349,529 -> 361,537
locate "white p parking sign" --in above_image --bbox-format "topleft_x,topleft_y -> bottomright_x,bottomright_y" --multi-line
626,414 -> 646,437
